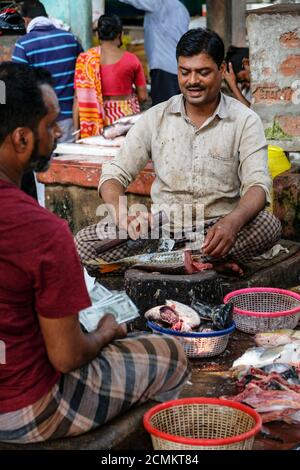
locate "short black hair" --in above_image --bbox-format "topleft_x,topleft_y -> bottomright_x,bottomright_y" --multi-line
21,0 -> 48,19
97,14 -> 122,41
0,62 -> 52,145
225,46 -> 249,75
176,28 -> 225,68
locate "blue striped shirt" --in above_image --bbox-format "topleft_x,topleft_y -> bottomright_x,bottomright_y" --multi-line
12,26 -> 83,121
120,0 -> 190,75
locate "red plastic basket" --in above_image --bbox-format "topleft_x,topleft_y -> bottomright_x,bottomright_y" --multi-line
224,287 -> 300,334
144,398 -> 262,450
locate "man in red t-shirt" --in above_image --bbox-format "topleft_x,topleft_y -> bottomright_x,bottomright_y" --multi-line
0,63 -> 189,443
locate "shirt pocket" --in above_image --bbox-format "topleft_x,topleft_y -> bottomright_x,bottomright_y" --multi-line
206,151 -> 234,163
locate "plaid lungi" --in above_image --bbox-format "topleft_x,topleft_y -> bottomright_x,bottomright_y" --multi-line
75,210 -> 282,272
0,334 -> 189,444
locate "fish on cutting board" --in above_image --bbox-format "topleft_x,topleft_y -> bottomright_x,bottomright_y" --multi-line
88,250 -> 212,275
255,329 -> 300,348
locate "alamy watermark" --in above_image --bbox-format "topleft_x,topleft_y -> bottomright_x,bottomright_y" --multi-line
95,199 -> 205,250
0,80 -> 6,105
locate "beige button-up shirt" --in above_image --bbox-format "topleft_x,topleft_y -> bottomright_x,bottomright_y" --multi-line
100,93 -> 271,221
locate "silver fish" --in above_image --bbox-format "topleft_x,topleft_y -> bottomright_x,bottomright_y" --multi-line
102,113 -> 143,139
78,135 -> 125,147
92,250 -> 187,274
233,342 -> 300,369
255,329 -> 300,348
90,250 -> 211,275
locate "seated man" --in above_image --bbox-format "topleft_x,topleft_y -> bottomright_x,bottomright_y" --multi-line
0,63 -> 189,444
75,28 -> 281,276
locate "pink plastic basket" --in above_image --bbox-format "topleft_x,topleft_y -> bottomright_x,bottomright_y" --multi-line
144,398 -> 262,450
224,287 -> 300,334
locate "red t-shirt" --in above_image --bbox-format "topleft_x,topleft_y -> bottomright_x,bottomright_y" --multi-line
0,180 -> 91,413
101,51 -> 147,96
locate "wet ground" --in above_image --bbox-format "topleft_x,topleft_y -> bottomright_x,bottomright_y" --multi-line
117,329 -> 300,451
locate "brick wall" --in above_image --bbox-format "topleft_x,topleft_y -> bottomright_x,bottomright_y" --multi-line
247,5 -> 300,151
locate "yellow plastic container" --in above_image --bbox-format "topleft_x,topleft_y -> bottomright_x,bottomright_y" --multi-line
267,146 -> 291,213
268,145 -> 291,179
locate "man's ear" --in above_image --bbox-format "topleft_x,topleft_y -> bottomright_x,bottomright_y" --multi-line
219,61 -> 227,74
11,127 -> 34,155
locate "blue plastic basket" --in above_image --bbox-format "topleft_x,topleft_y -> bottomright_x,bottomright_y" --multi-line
148,321 -> 236,358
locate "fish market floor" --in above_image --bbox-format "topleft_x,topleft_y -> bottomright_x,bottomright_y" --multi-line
1,330 -> 299,451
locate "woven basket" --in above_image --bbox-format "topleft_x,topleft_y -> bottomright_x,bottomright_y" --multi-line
148,321 -> 235,358
144,398 -> 262,451
224,288 -> 300,334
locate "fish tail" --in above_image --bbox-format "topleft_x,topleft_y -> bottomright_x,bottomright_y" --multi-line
98,263 -> 122,274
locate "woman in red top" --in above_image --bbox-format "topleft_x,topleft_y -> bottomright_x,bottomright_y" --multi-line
74,15 -> 148,138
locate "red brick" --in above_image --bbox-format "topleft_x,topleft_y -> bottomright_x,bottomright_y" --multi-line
280,31 -> 300,48
277,115 -> 300,137
253,84 -> 293,104
38,158 -> 154,196
279,55 -> 300,76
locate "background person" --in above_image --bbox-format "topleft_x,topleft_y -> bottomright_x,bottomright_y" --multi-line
12,0 -> 83,143
223,46 -> 251,108
74,14 -> 148,139
119,0 -> 190,106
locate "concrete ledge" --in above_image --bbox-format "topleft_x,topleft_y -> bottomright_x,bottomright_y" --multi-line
38,155 -> 155,196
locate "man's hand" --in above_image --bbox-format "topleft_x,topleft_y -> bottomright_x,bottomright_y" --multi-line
119,212 -> 153,240
202,215 -> 240,259
223,62 -> 238,92
96,314 -> 127,345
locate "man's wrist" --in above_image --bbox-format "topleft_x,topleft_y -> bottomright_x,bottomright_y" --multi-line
222,212 -> 244,232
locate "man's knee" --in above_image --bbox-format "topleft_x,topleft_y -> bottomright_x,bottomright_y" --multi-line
259,211 -> 282,242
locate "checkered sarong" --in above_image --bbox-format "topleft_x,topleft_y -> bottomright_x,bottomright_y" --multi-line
0,334 -> 189,444
75,211 -> 282,271
205,210 -> 282,263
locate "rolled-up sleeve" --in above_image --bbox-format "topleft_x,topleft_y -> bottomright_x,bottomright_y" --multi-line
99,112 -> 153,193
238,112 -> 272,205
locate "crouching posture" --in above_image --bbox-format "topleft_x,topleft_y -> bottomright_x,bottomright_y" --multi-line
75,28 -> 282,276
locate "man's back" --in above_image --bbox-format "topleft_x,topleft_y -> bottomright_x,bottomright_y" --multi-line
13,24 -> 83,122
121,0 -> 190,75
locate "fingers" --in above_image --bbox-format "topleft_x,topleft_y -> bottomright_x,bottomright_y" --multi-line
127,212 -> 150,240
115,323 -> 128,339
202,224 -> 236,258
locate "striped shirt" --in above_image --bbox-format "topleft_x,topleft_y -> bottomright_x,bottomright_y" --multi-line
119,0 -> 190,75
12,25 -> 83,121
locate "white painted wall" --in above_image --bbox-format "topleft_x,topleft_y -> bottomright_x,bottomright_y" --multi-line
92,0 -> 105,22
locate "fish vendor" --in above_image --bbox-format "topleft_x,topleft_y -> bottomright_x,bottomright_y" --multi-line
76,28 -> 282,275
0,63 -> 189,444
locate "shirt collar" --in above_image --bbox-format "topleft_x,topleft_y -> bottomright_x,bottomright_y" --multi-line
167,92 -> 230,120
